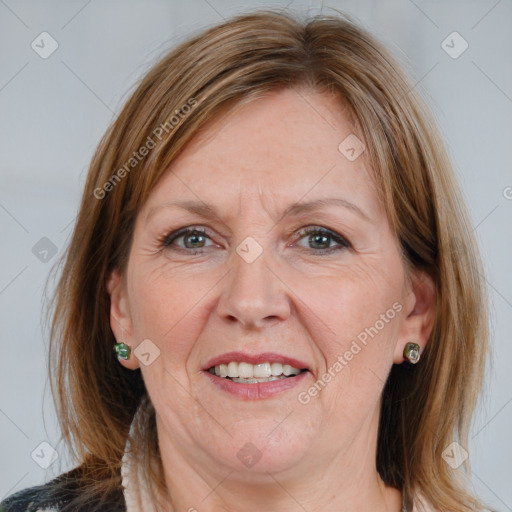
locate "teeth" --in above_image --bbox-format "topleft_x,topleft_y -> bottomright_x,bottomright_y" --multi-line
253,362 -> 271,378
219,364 -> 228,378
212,361 -> 303,381
227,361 -> 238,378
231,375 -> 287,383
270,362 -> 283,375
238,362 -> 254,378
283,364 -> 300,376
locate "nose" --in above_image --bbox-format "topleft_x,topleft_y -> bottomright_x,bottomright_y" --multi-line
216,241 -> 291,330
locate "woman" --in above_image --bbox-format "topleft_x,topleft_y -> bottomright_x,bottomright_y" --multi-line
0,8 -> 493,512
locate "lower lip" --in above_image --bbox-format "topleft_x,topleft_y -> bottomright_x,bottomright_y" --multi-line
203,370 -> 309,400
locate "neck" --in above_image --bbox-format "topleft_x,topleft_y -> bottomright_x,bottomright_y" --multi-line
153,406 -> 403,512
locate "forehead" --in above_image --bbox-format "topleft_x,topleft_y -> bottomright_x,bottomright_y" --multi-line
143,87 -> 382,222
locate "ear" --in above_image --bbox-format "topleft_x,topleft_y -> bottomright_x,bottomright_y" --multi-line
106,269 -> 140,370
394,269 -> 436,364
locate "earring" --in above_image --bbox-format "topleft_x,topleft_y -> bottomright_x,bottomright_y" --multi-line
403,342 -> 421,364
114,323 -> 131,361
114,342 -> 131,360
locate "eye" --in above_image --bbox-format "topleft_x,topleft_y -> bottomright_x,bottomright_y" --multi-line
293,226 -> 351,254
159,225 -> 351,256
159,227 -> 216,255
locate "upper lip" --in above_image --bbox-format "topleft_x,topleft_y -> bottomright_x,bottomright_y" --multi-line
202,351 -> 310,371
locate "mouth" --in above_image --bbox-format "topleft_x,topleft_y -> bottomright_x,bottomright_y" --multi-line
201,352 -> 310,399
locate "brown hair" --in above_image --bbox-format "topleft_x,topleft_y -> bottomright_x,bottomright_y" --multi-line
47,8 -> 491,511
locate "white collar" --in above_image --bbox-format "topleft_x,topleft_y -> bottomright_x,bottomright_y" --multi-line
120,435 -> 159,512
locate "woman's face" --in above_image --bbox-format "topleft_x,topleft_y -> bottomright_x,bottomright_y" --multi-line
109,87 -> 434,481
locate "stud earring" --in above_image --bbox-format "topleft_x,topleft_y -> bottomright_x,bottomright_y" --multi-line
114,342 -> 131,360
403,342 -> 421,364
114,324 -> 131,361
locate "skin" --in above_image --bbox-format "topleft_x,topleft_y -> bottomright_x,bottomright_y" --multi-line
107,86 -> 436,512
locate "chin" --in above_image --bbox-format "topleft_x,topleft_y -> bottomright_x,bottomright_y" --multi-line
200,415 -> 322,477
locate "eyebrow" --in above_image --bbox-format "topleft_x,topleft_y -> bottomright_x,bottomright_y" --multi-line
146,197 -> 372,224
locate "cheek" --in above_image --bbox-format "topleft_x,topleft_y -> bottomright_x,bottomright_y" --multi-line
303,259 -> 404,407
127,262 -> 217,367
309,259 -> 403,347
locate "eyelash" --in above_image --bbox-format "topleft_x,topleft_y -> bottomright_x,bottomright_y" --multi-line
158,225 -> 351,256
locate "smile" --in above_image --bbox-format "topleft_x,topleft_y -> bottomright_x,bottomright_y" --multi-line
202,351 -> 310,399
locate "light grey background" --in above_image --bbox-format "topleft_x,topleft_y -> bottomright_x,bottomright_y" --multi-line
1,0 -> 511,510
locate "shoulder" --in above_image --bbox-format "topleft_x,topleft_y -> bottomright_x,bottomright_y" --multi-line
0,467 -> 126,512
0,477 -> 64,512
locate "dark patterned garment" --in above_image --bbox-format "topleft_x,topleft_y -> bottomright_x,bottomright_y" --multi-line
0,467 -> 126,512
